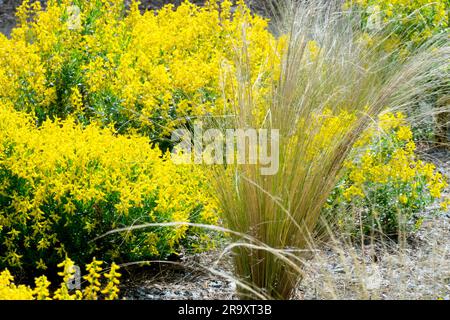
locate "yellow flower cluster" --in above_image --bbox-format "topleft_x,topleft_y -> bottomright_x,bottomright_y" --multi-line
305,108 -> 358,161
345,112 -> 447,200
348,0 -> 449,52
0,0 -> 283,137
0,32 -> 52,112
0,258 -> 121,300
441,198 -> 450,211
82,258 -> 105,300
0,269 -> 34,299
101,262 -> 121,300
289,107 -> 447,234
0,104 -> 218,271
329,112 -> 448,235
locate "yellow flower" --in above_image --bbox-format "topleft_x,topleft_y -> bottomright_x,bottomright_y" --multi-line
101,263 -> 121,300
36,259 -> 47,271
0,105 -> 218,268
33,276 -> 51,300
414,217 -> 424,230
334,110 -> 448,234
1,0 -> 281,135
346,0 -> 448,53
70,87 -> 83,113
307,40 -> 320,61
1,258 -> 122,300
343,185 -> 365,201
0,269 -> 34,300
399,194 -> 408,204
349,169 -> 366,184
396,126 -> 413,141
440,198 -> 450,211
83,258 -> 103,300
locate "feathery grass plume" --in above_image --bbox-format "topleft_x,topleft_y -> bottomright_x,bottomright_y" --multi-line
208,0 -> 449,299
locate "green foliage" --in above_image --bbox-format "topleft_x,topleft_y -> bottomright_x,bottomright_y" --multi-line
348,0 -> 449,53
0,106 -> 218,276
325,113 -> 448,236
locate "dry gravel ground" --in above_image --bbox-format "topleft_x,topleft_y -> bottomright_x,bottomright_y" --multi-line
121,252 -> 238,300
122,149 -> 450,300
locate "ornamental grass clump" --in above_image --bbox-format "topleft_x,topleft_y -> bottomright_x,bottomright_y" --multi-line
209,0 -> 449,299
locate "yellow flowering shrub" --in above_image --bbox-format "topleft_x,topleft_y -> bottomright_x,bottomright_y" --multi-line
0,258 -> 121,300
0,105 -> 218,273
287,105 -> 447,236
0,0 -> 282,140
0,269 -> 34,300
326,112 -> 448,236
347,1 -> 449,143
347,0 -> 449,53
